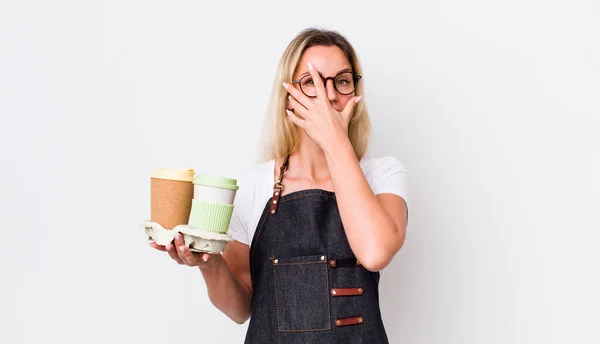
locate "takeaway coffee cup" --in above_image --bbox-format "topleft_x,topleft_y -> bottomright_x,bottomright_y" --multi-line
151,168 -> 195,229
188,175 -> 239,233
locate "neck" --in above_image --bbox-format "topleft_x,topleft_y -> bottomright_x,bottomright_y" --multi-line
288,130 -> 330,181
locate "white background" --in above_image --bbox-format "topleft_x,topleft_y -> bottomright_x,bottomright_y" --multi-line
1,1 -> 599,343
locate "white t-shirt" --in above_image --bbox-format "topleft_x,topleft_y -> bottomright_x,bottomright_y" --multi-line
227,156 -> 409,246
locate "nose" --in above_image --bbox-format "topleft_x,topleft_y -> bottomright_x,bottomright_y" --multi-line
325,79 -> 338,103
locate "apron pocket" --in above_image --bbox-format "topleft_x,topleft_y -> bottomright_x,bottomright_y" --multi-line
271,254 -> 331,332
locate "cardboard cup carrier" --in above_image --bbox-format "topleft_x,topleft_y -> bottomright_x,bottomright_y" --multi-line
144,170 -> 238,254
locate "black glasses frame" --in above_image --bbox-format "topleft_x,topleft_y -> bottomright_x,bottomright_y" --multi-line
292,71 -> 362,98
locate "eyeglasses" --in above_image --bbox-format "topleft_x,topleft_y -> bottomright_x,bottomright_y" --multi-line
292,71 -> 362,98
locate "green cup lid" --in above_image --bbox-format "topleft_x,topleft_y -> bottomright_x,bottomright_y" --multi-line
193,174 -> 239,190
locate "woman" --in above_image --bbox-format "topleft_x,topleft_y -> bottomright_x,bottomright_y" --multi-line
151,28 -> 409,343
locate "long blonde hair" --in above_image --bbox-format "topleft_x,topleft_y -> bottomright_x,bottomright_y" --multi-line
259,28 -> 371,162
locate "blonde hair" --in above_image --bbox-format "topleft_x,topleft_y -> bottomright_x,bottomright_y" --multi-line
259,28 -> 371,162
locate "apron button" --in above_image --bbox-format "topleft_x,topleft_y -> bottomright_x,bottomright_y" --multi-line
273,259 -> 279,264
357,288 -> 364,295
336,320 -> 342,326
320,256 -> 326,261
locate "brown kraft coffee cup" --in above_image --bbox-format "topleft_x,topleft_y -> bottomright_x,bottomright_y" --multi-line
151,169 -> 195,229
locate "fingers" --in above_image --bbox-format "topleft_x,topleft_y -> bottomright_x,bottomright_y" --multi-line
149,242 -> 166,251
174,233 -> 213,267
177,244 -> 199,266
173,232 -> 195,266
153,232 -> 215,267
165,242 -> 185,265
288,95 -> 310,118
286,109 -> 306,130
340,96 -> 362,121
307,62 -> 327,100
283,82 -> 312,110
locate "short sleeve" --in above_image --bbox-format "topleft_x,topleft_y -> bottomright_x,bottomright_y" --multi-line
226,173 -> 253,246
225,160 -> 274,246
227,193 -> 249,245
364,156 -> 409,210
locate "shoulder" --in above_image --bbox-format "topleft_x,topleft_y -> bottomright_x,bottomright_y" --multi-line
359,156 -> 409,205
234,160 -> 274,202
227,160 -> 274,245
360,156 -> 408,179
236,160 -> 274,188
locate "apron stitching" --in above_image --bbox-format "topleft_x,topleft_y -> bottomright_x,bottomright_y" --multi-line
279,328 -> 331,332
271,259 -> 281,331
325,260 -> 332,330
275,261 -> 327,266
280,193 -> 335,203
250,205 -> 271,271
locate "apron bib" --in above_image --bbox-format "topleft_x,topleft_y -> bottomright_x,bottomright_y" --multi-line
244,155 -> 389,344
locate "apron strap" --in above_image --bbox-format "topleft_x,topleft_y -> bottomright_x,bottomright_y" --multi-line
269,154 -> 290,215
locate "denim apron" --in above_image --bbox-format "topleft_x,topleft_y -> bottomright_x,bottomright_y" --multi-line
244,155 -> 389,344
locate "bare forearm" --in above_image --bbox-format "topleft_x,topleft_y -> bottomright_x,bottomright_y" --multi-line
324,138 -> 402,271
199,255 -> 252,324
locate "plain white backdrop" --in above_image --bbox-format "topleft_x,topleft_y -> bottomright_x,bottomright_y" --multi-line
1,0 -> 599,343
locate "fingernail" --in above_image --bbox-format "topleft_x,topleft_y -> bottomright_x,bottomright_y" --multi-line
356,96 -> 362,103
307,62 -> 314,71
202,254 -> 208,262
286,109 -> 292,116
179,246 -> 185,253
288,95 -> 291,100
166,245 -> 172,251
175,233 -> 181,241
282,82 -> 289,89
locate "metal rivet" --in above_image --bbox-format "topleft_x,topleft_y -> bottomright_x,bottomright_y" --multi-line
320,255 -> 326,261
275,192 -> 280,196
358,288 -> 364,295
330,260 -> 336,267
358,317 -> 363,323
331,290 -> 337,295
272,200 -> 277,204
274,259 -> 278,264
336,320 -> 342,326
270,210 -> 275,214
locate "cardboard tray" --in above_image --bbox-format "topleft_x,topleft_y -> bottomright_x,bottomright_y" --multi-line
143,221 -> 233,254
